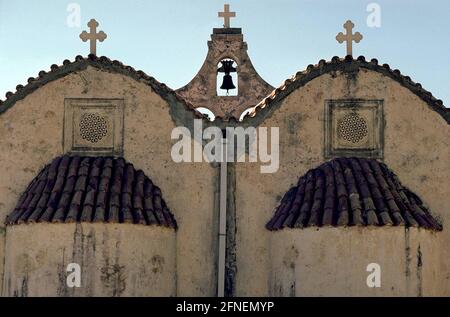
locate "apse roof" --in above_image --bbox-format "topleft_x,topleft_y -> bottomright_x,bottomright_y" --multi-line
246,56 -> 450,124
6,155 -> 177,229
266,157 -> 442,231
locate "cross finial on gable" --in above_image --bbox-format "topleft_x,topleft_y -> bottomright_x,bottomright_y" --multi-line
336,20 -> 363,56
80,19 -> 107,55
218,4 -> 236,28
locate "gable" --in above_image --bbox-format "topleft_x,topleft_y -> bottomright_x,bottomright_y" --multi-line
244,56 -> 450,125
0,54 -> 203,121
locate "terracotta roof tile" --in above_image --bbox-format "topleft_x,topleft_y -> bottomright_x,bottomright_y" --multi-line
246,56 -> 449,124
0,54 -> 204,120
266,157 -> 442,231
6,155 -> 177,229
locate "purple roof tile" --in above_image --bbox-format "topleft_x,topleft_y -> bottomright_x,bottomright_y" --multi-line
6,155 -> 177,229
266,157 -> 442,231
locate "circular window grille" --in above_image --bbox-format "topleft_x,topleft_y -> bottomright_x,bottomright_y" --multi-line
337,112 -> 368,143
79,113 -> 108,143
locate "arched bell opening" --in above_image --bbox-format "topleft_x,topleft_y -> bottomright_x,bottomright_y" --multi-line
239,107 -> 254,121
195,107 -> 216,121
216,59 -> 238,97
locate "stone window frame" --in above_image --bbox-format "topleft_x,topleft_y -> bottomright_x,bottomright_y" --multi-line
324,99 -> 384,159
63,98 -> 124,156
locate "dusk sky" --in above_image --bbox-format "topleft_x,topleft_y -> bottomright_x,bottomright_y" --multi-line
1,0 -> 449,107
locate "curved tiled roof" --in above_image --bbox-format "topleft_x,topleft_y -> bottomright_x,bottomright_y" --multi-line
266,157 -> 442,231
246,56 -> 450,124
6,155 -> 177,229
0,54 -> 203,119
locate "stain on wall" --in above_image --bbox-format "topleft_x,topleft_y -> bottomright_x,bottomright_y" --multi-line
270,227 -> 442,296
2,223 -> 176,297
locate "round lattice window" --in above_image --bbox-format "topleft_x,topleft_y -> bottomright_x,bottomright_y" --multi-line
337,112 -> 368,143
79,112 -> 108,143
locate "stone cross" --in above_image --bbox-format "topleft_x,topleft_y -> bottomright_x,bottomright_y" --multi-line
218,4 -> 236,28
80,19 -> 107,55
336,20 -> 363,56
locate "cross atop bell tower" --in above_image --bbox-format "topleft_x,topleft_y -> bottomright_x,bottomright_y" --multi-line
218,4 -> 236,28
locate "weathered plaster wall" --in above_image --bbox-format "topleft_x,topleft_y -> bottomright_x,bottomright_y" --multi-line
0,62 -> 448,297
270,227 -> 443,296
0,227 -> 4,293
3,223 -> 176,296
0,66 -> 217,296
235,68 -> 450,296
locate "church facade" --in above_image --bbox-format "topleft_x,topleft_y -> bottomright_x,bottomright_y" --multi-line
0,10 -> 449,297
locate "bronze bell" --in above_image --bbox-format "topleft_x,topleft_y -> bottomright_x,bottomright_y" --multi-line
220,74 -> 236,91
218,60 -> 237,93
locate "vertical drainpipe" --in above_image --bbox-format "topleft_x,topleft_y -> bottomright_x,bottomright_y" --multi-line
217,132 -> 227,297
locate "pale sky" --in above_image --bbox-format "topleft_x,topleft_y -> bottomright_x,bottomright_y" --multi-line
0,0 -> 449,107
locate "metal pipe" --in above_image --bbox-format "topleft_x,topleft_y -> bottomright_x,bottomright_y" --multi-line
217,137 -> 227,297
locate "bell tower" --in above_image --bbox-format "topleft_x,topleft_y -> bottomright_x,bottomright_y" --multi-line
176,5 -> 274,121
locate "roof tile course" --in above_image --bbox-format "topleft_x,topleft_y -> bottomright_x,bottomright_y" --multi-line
266,157 -> 442,231
247,56 -> 449,124
6,155 -> 177,229
1,55 -> 448,124
0,54 -> 203,119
